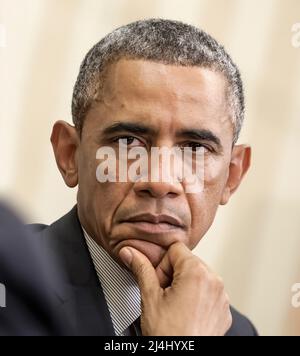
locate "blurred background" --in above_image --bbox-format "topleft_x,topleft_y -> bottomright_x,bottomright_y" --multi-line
0,0 -> 300,336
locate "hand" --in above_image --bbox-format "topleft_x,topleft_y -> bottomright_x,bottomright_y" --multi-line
119,242 -> 232,336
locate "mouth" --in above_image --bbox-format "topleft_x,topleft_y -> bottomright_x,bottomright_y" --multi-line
119,213 -> 186,234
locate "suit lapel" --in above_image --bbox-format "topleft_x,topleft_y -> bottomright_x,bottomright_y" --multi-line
42,206 -> 115,336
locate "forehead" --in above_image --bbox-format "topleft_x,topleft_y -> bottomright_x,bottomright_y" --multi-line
88,59 -> 233,139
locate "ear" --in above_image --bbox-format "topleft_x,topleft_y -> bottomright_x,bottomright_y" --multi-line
50,121 -> 80,188
220,145 -> 251,205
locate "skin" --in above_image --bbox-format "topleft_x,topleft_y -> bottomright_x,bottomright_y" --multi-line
121,242 -> 234,336
51,59 -> 251,335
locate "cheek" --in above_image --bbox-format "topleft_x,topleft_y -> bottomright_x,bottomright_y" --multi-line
203,156 -> 230,203
78,146 -> 99,187
93,183 -> 130,224
186,157 -> 229,248
204,155 -> 229,184
79,146 -> 131,226
187,193 -> 218,249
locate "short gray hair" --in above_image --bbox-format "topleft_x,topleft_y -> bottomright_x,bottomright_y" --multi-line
72,19 -> 245,143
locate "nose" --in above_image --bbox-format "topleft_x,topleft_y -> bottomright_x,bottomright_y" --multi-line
133,180 -> 184,199
132,145 -> 185,199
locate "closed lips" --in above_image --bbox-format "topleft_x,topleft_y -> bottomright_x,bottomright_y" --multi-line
121,213 -> 185,229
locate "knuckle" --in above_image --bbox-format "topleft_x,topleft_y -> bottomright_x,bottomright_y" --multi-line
181,258 -> 213,285
215,276 -> 225,291
224,292 -> 230,305
175,256 -> 191,273
205,274 -> 224,292
188,258 -> 206,274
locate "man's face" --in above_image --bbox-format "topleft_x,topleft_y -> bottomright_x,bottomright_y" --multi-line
62,59 -> 246,267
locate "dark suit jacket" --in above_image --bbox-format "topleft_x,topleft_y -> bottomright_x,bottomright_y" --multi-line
1,205 -> 258,336
0,203 -> 72,335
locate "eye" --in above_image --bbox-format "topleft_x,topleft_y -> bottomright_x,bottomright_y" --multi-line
181,142 -> 211,153
114,136 -> 144,147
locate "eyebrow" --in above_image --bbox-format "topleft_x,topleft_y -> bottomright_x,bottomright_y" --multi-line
101,122 -> 222,151
102,122 -> 157,136
177,129 -> 222,150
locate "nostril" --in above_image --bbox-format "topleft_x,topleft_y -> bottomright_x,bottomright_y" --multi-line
167,192 -> 178,199
141,190 -> 151,195
134,181 -> 183,199
136,189 -> 154,198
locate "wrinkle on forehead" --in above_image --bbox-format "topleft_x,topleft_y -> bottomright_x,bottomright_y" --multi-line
88,59 -> 234,143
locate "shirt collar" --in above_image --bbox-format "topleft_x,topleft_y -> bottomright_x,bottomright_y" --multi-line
82,228 -> 141,336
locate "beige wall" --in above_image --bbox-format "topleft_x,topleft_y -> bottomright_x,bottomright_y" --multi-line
1,0 -> 300,335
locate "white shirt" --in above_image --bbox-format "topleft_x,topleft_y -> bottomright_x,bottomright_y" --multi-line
83,228 -> 141,336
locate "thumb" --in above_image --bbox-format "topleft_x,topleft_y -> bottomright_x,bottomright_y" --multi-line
119,247 -> 160,296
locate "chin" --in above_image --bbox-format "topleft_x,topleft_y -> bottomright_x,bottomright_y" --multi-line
117,239 -> 167,268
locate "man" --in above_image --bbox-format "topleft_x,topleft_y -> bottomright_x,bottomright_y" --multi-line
33,19 -> 256,335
